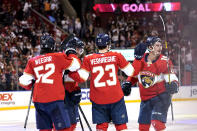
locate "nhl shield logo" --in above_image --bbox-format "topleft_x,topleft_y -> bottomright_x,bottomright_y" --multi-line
140,75 -> 155,88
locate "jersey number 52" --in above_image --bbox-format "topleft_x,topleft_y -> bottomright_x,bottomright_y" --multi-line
34,63 -> 55,84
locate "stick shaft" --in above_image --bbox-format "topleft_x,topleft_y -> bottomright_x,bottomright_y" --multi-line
159,15 -> 171,83
24,86 -> 34,129
159,15 -> 174,121
78,112 -> 84,131
78,105 -> 92,131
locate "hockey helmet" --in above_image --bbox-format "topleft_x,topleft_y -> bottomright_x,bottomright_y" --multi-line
40,34 -> 55,51
146,36 -> 161,47
61,36 -> 84,55
95,33 -> 110,47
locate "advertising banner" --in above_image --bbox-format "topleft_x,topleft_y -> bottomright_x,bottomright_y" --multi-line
0,86 -> 197,111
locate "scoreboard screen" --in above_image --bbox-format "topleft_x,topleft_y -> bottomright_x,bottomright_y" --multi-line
93,2 -> 181,13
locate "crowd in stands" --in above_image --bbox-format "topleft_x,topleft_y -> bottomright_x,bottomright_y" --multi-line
0,0 -> 196,91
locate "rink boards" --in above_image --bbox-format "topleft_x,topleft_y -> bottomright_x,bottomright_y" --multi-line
0,86 -> 197,111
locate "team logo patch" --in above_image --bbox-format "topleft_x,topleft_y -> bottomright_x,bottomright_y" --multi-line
140,71 -> 155,88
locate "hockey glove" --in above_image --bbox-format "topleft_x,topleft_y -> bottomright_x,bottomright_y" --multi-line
32,79 -> 35,85
121,81 -> 132,96
134,43 -> 147,60
64,70 -> 70,75
165,81 -> 179,94
70,89 -> 82,105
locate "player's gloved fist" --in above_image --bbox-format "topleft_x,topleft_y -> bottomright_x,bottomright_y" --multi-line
134,43 -> 147,60
64,48 -> 77,56
70,89 -> 82,105
165,81 -> 179,94
32,79 -> 35,85
121,81 -> 132,96
64,70 -> 70,75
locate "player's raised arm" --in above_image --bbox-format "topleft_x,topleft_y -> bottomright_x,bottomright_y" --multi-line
125,36 -> 180,131
68,55 -> 90,83
121,42 -> 147,96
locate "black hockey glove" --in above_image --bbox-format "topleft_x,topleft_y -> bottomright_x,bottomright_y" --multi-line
69,89 -> 82,105
121,81 -> 132,96
64,48 -> 77,56
134,43 -> 147,60
32,79 -> 35,85
165,81 -> 179,94
64,70 -> 70,75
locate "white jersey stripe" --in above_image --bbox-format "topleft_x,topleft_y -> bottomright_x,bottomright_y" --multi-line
121,63 -> 135,77
138,73 -> 178,87
67,57 -> 80,72
78,68 -> 89,81
19,72 -> 35,86
164,73 -> 178,82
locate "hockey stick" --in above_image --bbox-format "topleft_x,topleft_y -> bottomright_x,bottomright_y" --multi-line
78,105 -> 92,131
63,73 -> 86,130
78,108 -> 85,131
24,82 -> 34,129
159,15 -> 174,121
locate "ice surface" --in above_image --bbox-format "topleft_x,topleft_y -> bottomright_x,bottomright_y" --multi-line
0,101 -> 197,131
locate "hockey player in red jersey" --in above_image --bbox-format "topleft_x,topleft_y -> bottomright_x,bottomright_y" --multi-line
19,34 -> 81,131
61,36 -> 84,131
69,33 -> 138,131
122,36 -> 179,131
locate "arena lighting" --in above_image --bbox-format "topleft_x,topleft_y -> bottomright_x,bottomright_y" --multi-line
111,4 -> 116,12
164,2 -> 173,11
93,2 -> 181,13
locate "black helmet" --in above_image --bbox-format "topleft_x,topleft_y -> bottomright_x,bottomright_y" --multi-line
61,36 -> 84,55
66,37 -> 84,49
146,36 -> 161,47
95,33 -> 110,47
40,35 -> 55,51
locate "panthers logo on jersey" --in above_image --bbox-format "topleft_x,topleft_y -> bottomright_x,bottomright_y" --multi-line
140,71 -> 155,88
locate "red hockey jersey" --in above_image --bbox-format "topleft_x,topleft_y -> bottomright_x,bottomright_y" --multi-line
19,52 -> 80,103
69,51 -> 136,104
130,53 -> 178,101
63,54 -> 81,92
